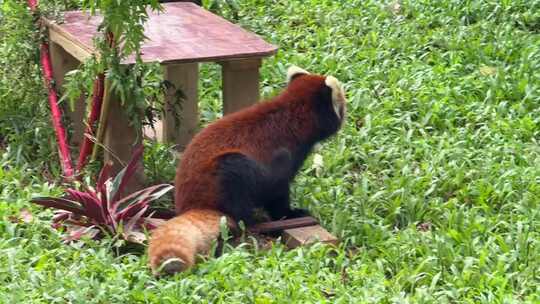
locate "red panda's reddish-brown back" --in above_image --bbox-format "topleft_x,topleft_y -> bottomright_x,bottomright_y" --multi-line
173,74 -> 333,214
173,97 -> 292,213
149,67 -> 346,275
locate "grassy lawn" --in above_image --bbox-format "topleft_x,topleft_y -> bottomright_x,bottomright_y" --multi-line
1,0 -> 539,302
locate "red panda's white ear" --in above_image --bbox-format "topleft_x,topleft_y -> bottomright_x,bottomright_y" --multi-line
325,75 -> 346,121
287,66 -> 310,83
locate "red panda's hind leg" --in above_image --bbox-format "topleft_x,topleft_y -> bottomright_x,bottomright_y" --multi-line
269,147 -> 294,178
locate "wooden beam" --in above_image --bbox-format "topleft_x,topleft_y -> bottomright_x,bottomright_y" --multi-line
219,58 -> 261,115
161,63 -> 199,150
44,18 -> 94,62
282,225 -> 338,249
249,216 -> 319,234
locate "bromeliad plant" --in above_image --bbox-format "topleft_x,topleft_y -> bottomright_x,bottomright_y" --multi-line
31,146 -> 173,243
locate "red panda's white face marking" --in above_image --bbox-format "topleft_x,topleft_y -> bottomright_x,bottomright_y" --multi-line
325,75 -> 346,123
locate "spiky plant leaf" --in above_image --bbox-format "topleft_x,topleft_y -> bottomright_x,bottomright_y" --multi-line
31,197 -> 86,215
110,144 -> 144,203
30,144 -> 173,243
65,189 -> 105,222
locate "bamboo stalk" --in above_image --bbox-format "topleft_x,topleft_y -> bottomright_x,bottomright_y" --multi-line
76,73 -> 105,173
90,78 -> 112,162
29,0 -> 74,179
90,31 -> 115,163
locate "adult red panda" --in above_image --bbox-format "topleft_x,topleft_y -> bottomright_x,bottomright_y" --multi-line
148,66 -> 346,275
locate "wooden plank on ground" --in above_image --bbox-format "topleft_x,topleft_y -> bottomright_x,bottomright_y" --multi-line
282,225 -> 338,249
249,216 -> 319,234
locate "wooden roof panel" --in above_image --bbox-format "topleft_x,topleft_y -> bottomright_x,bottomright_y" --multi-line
53,3 -> 277,64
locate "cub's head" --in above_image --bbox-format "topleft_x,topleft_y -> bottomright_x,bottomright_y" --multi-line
286,66 -> 347,137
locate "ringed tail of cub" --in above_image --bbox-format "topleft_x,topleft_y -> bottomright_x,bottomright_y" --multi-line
148,209 -> 232,275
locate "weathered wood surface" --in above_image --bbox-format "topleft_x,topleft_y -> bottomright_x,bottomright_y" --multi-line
103,95 -> 145,192
220,58 -> 261,114
283,225 -> 339,249
249,216 -> 319,234
161,63 -> 199,149
43,3 -> 277,65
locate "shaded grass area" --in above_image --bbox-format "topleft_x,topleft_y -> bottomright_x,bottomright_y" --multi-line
1,0 -> 539,302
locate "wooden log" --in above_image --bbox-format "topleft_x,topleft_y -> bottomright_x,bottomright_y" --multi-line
282,225 -> 338,249
249,216 -> 319,234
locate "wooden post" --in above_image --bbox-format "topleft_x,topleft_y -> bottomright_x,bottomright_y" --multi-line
103,94 -> 145,191
160,63 -> 199,150
220,58 -> 261,115
49,41 -> 86,147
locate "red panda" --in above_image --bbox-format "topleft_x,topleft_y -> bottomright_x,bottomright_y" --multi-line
148,66 -> 346,275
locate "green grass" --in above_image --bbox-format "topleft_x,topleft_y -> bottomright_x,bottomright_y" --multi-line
1,0 -> 540,302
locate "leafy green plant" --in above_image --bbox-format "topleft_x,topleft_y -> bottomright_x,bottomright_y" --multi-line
30,146 -> 173,243
1,0 -> 540,302
205,0 -> 240,20
143,140 -> 178,185
73,0 -> 165,133
0,0 -> 59,170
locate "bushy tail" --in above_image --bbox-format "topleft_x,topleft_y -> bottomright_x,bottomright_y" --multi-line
148,209 -> 231,275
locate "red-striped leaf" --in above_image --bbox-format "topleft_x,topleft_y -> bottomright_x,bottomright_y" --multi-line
65,189 -> 106,223
123,205 -> 149,237
96,161 -> 113,194
116,198 -> 150,221
63,225 -> 99,243
110,145 -> 144,203
115,184 -> 173,220
112,184 -> 172,215
31,197 -> 85,215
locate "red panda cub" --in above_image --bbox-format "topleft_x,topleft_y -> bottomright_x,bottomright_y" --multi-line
148,66 -> 346,275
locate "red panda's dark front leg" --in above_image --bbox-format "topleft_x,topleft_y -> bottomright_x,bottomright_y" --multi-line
216,148 -> 307,226
263,190 -> 311,220
263,148 -> 311,220
216,152 -> 271,226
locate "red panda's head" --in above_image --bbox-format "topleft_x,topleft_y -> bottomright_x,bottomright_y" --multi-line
286,66 -> 347,139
